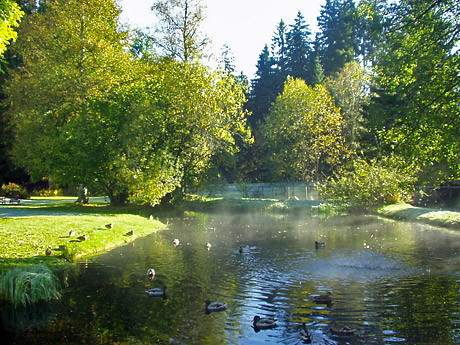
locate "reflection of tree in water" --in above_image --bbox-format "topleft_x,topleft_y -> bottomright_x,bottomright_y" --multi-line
372,276 -> 460,344
1,300 -> 54,333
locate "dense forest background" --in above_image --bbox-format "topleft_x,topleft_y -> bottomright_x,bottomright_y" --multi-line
0,0 -> 459,207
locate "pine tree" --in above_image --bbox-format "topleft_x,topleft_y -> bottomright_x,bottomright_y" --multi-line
285,11 -> 312,81
271,19 -> 288,74
316,0 -> 359,76
247,45 -> 279,129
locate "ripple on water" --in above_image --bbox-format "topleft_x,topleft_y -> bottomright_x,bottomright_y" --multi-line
309,250 -> 419,282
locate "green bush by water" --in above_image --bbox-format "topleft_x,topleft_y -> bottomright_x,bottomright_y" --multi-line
320,156 -> 418,210
0,265 -> 61,307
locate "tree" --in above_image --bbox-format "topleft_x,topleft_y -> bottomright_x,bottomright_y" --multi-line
6,0 -> 251,205
327,61 -> 369,152
271,19 -> 288,75
6,0 -> 135,203
151,0 -> 209,62
369,0 -> 460,184
263,77 -> 347,182
0,0 -> 23,57
316,0 -> 359,76
150,60 -> 251,201
247,45 -> 279,129
356,0 -> 389,68
285,11 -> 313,82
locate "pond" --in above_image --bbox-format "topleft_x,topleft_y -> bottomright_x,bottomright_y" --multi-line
2,212 -> 460,344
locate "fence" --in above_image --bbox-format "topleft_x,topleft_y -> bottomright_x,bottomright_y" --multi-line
199,182 -> 319,201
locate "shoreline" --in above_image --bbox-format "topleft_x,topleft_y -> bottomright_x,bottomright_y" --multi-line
376,203 -> 460,230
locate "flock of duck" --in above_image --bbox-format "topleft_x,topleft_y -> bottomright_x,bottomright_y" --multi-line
143,231 -> 354,343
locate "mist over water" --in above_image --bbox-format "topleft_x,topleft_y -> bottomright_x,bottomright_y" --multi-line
3,212 -> 460,344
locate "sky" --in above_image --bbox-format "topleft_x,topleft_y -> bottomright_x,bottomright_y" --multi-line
119,0 -> 325,78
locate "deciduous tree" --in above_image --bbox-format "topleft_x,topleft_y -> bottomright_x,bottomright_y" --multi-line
151,0 -> 209,62
263,77 -> 347,182
0,0 -> 23,56
370,0 -> 460,184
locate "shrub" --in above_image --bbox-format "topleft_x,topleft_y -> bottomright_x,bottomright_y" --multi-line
34,188 -> 63,197
0,265 -> 61,307
1,183 -> 29,199
319,156 -> 419,210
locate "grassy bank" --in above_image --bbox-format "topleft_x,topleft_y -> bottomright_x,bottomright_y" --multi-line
0,198 -> 167,306
0,200 -> 166,268
376,203 -> 460,229
182,196 -> 323,213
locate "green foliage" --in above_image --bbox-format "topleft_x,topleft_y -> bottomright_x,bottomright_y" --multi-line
263,77 -> 348,182
1,182 -> 28,198
151,0 -> 209,62
369,0 -> 460,184
6,0 -> 133,203
6,0 -> 249,206
320,156 -> 419,209
0,0 -> 23,56
326,61 -> 370,151
316,0 -> 359,76
34,188 -> 64,197
0,265 -> 60,307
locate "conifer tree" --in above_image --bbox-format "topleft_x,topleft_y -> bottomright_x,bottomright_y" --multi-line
285,11 -> 312,81
316,0 -> 359,76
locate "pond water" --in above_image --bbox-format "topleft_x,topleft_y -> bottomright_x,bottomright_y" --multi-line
3,212 -> 460,344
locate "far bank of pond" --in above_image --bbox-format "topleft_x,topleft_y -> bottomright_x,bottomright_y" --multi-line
376,203 -> 460,230
185,197 -> 460,230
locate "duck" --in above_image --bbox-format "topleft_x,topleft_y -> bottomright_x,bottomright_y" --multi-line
315,241 -> 325,249
149,215 -> 154,220
206,242 -> 212,250
329,321 -> 354,335
172,238 -> 180,246
69,230 -> 76,237
205,300 -> 227,312
45,247 -> 52,256
105,223 -> 113,229
77,234 -> 88,241
126,230 -> 134,236
145,286 -> 166,298
252,315 -> 277,329
147,268 -> 155,279
299,323 -> 312,343
313,292 -> 332,304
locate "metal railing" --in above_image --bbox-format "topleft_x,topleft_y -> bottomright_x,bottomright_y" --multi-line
199,182 -> 318,200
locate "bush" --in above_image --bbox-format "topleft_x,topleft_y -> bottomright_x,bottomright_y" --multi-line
1,183 -> 29,199
0,265 -> 61,307
319,156 -> 419,210
34,188 -> 64,197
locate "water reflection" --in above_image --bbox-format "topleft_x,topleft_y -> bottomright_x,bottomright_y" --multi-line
3,212 -> 460,344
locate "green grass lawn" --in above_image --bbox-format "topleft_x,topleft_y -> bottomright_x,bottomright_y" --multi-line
0,199 -> 166,268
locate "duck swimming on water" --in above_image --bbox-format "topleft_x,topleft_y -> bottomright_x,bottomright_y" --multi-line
299,323 -> 312,343
329,321 -> 354,335
147,268 -> 155,279
315,241 -> 325,249
252,315 -> 277,329
313,291 -> 332,304
145,286 -> 166,298
205,300 -> 227,312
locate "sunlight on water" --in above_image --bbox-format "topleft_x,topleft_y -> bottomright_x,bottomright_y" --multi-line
3,212 -> 460,344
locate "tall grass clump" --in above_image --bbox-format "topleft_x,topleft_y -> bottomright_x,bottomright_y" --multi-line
0,265 -> 61,307
319,156 -> 419,210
